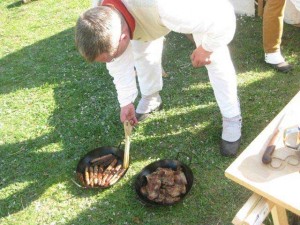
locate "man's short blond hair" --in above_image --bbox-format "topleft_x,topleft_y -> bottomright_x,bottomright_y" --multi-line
75,7 -> 122,62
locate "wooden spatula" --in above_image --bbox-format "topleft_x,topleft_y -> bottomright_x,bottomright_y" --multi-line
123,120 -> 132,169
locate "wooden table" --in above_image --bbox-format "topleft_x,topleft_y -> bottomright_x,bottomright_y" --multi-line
225,91 -> 300,225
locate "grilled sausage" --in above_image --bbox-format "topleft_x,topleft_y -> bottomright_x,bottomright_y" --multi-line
93,165 -> 98,185
99,159 -> 118,186
109,168 -> 126,185
105,164 -> 122,185
89,166 -> 94,187
97,165 -> 104,186
105,159 -> 118,171
77,172 -> 85,186
100,173 -> 109,186
84,166 -> 90,186
90,154 -> 115,166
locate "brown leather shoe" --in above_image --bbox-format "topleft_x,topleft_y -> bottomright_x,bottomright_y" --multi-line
270,61 -> 293,73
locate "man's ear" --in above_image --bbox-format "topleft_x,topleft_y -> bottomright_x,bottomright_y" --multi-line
120,23 -> 130,41
120,33 -> 127,40
120,33 -> 128,41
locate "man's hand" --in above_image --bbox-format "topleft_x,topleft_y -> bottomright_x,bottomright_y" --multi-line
120,103 -> 138,126
190,45 -> 212,68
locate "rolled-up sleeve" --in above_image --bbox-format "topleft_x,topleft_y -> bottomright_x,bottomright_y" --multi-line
106,43 -> 138,107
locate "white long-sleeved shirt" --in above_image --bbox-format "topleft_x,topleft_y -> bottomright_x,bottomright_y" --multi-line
106,0 -> 236,107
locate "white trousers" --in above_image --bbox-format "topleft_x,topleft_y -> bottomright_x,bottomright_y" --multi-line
131,37 -> 164,96
131,36 -> 240,118
205,46 -> 241,118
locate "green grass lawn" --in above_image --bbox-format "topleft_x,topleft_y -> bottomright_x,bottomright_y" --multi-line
1,1 -> 299,224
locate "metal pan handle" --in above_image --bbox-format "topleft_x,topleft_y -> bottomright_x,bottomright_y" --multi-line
71,178 -> 87,189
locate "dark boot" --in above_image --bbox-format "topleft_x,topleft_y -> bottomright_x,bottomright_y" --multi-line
220,138 -> 241,157
270,61 -> 293,73
220,115 -> 242,157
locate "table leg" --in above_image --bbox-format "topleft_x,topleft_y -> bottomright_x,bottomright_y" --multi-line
271,205 -> 289,225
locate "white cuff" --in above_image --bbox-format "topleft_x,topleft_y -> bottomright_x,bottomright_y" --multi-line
119,92 -> 138,107
265,51 -> 285,64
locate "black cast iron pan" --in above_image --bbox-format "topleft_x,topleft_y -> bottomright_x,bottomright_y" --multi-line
76,146 -> 128,189
135,157 -> 194,206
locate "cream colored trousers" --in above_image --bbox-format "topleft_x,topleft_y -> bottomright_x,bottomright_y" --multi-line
132,37 -> 241,119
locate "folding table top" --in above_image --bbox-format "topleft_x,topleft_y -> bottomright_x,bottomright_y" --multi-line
225,91 -> 300,216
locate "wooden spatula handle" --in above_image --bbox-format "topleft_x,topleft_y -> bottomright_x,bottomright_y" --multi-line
123,120 -> 132,169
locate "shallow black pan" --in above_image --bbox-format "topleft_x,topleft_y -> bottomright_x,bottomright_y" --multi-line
76,146 -> 127,189
135,158 -> 194,206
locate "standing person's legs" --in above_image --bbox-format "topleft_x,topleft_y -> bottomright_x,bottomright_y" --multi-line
263,0 -> 285,54
263,0 -> 292,72
206,46 -> 242,156
131,37 -> 164,120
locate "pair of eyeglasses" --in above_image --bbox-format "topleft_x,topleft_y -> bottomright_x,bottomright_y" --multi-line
283,125 -> 300,150
270,155 -> 300,169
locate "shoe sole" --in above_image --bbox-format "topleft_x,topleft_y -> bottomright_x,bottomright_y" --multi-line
271,62 -> 293,73
136,104 -> 163,122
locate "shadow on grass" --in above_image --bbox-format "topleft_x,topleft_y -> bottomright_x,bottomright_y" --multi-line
7,0 -> 39,8
0,16 -> 300,224
0,27 -> 123,217
6,1 -> 22,9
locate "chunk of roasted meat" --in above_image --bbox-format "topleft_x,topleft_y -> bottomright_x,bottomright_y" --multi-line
146,173 -> 162,200
140,167 -> 187,204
